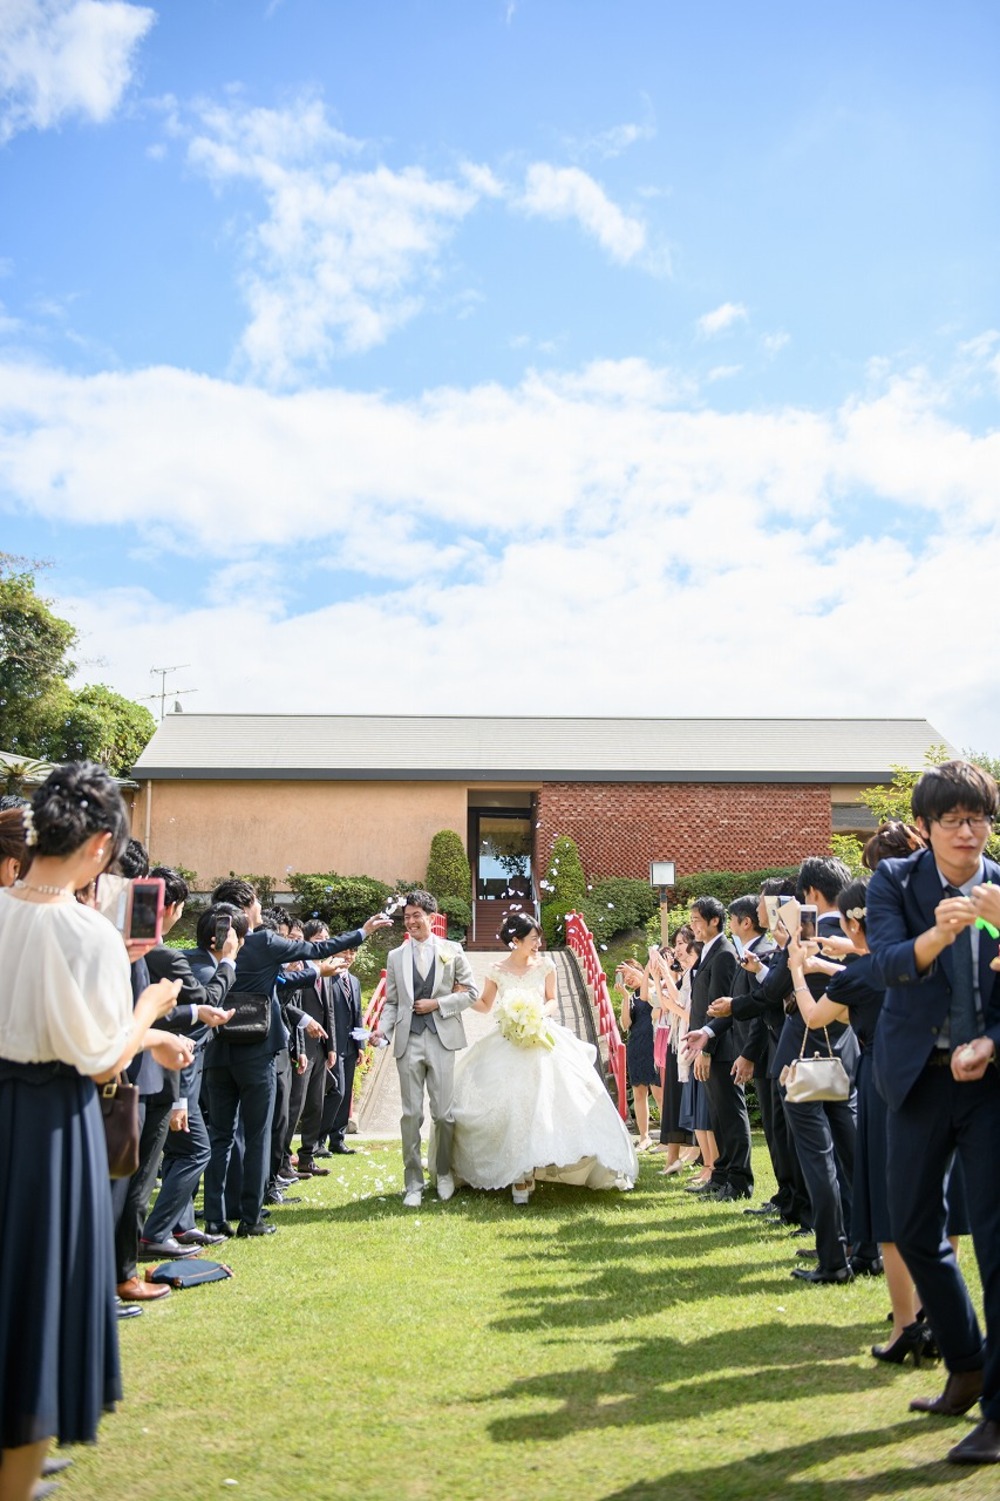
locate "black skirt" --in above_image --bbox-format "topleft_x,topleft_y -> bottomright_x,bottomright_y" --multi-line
0,1060 -> 121,1448
625,997 -> 659,1087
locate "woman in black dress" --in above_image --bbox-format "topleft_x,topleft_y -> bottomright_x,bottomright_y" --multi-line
617,959 -> 662,1151
0,764 -> 185,1501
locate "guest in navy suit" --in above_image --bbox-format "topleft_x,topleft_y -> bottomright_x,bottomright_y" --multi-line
867,759 -> 1000,1465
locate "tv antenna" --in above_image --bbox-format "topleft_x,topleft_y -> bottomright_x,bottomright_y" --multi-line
141,665 -> 197,721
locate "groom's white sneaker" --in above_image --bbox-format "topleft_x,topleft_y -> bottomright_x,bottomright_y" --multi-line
436,1174 -> 455,1202
403,1189 -> 422,1208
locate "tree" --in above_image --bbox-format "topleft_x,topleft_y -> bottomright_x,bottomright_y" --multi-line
425,830 -> 473,936
0,554 -> 155,775
859,745 -> 1000,863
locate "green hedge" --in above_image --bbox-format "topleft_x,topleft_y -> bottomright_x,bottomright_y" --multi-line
289,872 -> 392,933
670,865 -> 800,907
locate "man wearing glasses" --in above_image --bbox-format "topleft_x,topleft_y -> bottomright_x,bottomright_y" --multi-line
867,760 -> 1000,1465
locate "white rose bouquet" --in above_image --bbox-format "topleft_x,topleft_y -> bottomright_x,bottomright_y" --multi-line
495,988 -> 555,1050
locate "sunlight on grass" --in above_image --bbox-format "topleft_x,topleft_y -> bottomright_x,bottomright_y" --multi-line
63,1140 -> 991,1501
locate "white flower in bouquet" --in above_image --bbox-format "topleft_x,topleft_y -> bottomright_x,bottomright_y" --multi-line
495,988 -> 555,1050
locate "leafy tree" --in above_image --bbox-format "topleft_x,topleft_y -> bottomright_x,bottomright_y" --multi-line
858,745 -> 950,826
0,555 -> 155,775
425,829 -> 473,937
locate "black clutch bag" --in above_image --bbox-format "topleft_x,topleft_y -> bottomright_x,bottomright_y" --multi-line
221,991 -> 272,1043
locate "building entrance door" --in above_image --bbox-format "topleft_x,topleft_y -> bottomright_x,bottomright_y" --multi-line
470,811 -> 535,949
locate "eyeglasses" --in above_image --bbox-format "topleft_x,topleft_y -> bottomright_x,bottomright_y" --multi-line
935,815 -> 994,832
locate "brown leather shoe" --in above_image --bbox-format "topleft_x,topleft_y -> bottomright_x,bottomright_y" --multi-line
948,1419 -> 1000,1464
116,1276 -> 171,1302
909,1368 -> 983,1416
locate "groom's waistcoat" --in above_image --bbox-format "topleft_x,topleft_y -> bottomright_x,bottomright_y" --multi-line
408,950 -> 438,1036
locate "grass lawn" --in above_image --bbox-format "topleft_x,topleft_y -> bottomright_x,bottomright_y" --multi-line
65,1139 -> 990,1501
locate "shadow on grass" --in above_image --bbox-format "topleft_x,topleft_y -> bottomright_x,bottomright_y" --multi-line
471,1325 -> 898,1442
597,1421 -> 961,1500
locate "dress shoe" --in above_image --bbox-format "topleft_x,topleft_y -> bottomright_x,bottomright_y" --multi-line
790,1265 -> 854,1285
910,1368 -> 983,1416
713,1185 -> 752,1202
684,1179 -> 717,1194
314,1147 -> 333,1158
947,1419 -> 1000,1464
331,1144 -> 356,1155
236,1219 -> 277,1237
795,1246 -> 819,1259
274,1173 -> 297,1187
849,1254 -> 884,1277
303,1164 -> 331,1176
403,1189 -> 422,1208
204,1220 -> 234,1238
138,1235 -> 200,1260
872,1323 -> 938,1367
743,1200 -> 781,1216
264,1191 -> 301,1205
436,1173 -> 456,1202
789,1225 -> 814,1238
117,1276 -> 171,1302
174,1228 -> 226,1248
115,1300 -> 142,1320
42,1458 -> 72,1477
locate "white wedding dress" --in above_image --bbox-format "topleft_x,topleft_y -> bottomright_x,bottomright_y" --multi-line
449,957 -> 638,1191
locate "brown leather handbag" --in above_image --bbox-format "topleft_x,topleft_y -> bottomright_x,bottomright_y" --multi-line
100,1075 -> 140,1178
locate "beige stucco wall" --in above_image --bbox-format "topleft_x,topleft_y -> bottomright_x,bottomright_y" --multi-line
132,780 -> 471,889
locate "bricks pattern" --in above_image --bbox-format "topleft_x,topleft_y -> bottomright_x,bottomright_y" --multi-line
535,781 -> 833,883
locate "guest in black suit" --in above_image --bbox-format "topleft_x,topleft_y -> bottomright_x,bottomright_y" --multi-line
318,947 -> 364,1156
867,760 -> 1000,1464
141,901 -> 248,1254
681,897 -> 738,1197
734,878 -> 811,1227
202,880 -> 389,1238
285,920 -> 343,1176
759,856 -> 861,1284
684,894 -> 756,1200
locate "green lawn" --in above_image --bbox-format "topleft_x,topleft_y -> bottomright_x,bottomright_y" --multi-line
65,1141 -> 991,1501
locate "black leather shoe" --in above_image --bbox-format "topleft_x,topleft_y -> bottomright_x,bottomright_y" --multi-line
264,1189 -> 301,1205
314,1147 -> 333,1158
175,1228 -> 226,1248
116,1301 -> 143,1319
743,1200 -> 780,1216
849,1254 -> 884,1277
204,1220 -> 234,1238
684,1180 -> 718,1194
910,1369 -> 983,1416
948,1419 -> 1000,1464
236,1219 -> 277,1237
790,1265 -> 854,1284
713,1185 -> 752,1202
795,1246 -> 819,1259
331,1144 -> 356,1155
138,1235 -> 200,1260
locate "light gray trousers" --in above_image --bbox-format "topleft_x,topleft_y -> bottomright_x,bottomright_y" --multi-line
397,1027 -> 456,1191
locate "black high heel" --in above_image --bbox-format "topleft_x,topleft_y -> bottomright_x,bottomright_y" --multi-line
871,1322 -> 938,1367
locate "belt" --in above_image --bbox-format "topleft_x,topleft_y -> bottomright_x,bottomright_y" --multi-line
0,1057 -> 81,1084
927,1051 -> 953,1069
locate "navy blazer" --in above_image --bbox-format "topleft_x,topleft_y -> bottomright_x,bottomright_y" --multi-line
868,847 -> 1000,1111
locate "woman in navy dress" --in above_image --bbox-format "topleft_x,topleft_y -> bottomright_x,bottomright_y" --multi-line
0,765 -> 184,1501
617,959 -> 661,1151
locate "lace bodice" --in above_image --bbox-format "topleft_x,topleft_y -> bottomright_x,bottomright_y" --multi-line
491,955 -> 555,997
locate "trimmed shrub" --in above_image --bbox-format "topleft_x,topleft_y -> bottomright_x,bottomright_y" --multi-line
540,835 -> 587,942
289,872 -> 392,934
671,864 -> 800,908
579,877 -> 659,946
425,830 -> 472,936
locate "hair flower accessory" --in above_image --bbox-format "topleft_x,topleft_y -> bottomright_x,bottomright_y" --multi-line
845,906 -> 866,922
22,806 -> 37,847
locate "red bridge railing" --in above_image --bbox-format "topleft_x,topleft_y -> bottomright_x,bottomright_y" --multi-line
564,912 -> 628,1121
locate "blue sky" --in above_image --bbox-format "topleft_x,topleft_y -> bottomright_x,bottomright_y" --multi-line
0,0 -> 998,747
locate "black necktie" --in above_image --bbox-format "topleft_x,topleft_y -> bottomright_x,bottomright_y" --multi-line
945,885 -> 979,1045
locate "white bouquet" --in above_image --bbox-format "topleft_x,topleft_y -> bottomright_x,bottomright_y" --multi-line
495,988 -> 555,1051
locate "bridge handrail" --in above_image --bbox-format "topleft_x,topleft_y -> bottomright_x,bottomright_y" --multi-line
564,912 -> 628,1121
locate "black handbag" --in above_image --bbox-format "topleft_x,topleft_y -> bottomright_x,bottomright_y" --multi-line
101,1075 -> 140,1178
221,990 -> 271,1043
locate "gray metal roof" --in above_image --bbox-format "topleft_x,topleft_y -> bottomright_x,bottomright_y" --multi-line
131,714 -> 955,784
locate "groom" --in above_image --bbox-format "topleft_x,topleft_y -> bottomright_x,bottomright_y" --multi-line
378,890 -> 479,1207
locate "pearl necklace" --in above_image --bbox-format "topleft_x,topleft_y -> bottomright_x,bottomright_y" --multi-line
13,879 -> 74,897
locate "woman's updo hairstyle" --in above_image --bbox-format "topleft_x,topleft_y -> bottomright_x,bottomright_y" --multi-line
500,911 -> 543,948
30,761 -> 130,864
836,877 -> 869,932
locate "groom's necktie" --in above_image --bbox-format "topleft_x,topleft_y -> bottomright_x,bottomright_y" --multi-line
944,885 -> 981,1046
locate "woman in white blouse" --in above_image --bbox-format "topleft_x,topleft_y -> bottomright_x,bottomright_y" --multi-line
0,764 -> 186,1501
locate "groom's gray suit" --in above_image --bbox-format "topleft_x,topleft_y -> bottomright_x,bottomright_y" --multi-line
382,937 -> 479,1192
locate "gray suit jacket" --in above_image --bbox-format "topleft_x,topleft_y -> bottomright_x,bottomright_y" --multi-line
382,939 -> 479,1056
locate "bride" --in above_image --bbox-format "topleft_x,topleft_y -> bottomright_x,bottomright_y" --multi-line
449,913 -> 638,1204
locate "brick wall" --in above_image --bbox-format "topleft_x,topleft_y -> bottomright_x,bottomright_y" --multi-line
535,781 -> 832,882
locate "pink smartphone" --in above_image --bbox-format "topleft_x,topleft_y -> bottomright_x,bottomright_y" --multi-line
125,878 -> 165,943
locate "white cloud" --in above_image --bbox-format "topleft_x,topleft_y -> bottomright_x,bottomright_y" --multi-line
182,95 -> 484,382
697,302 -> 749,338
761,330 -> 790,357
4,341 -> 1000,747
518,163 -> 648,266
0,0 -> 154,144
